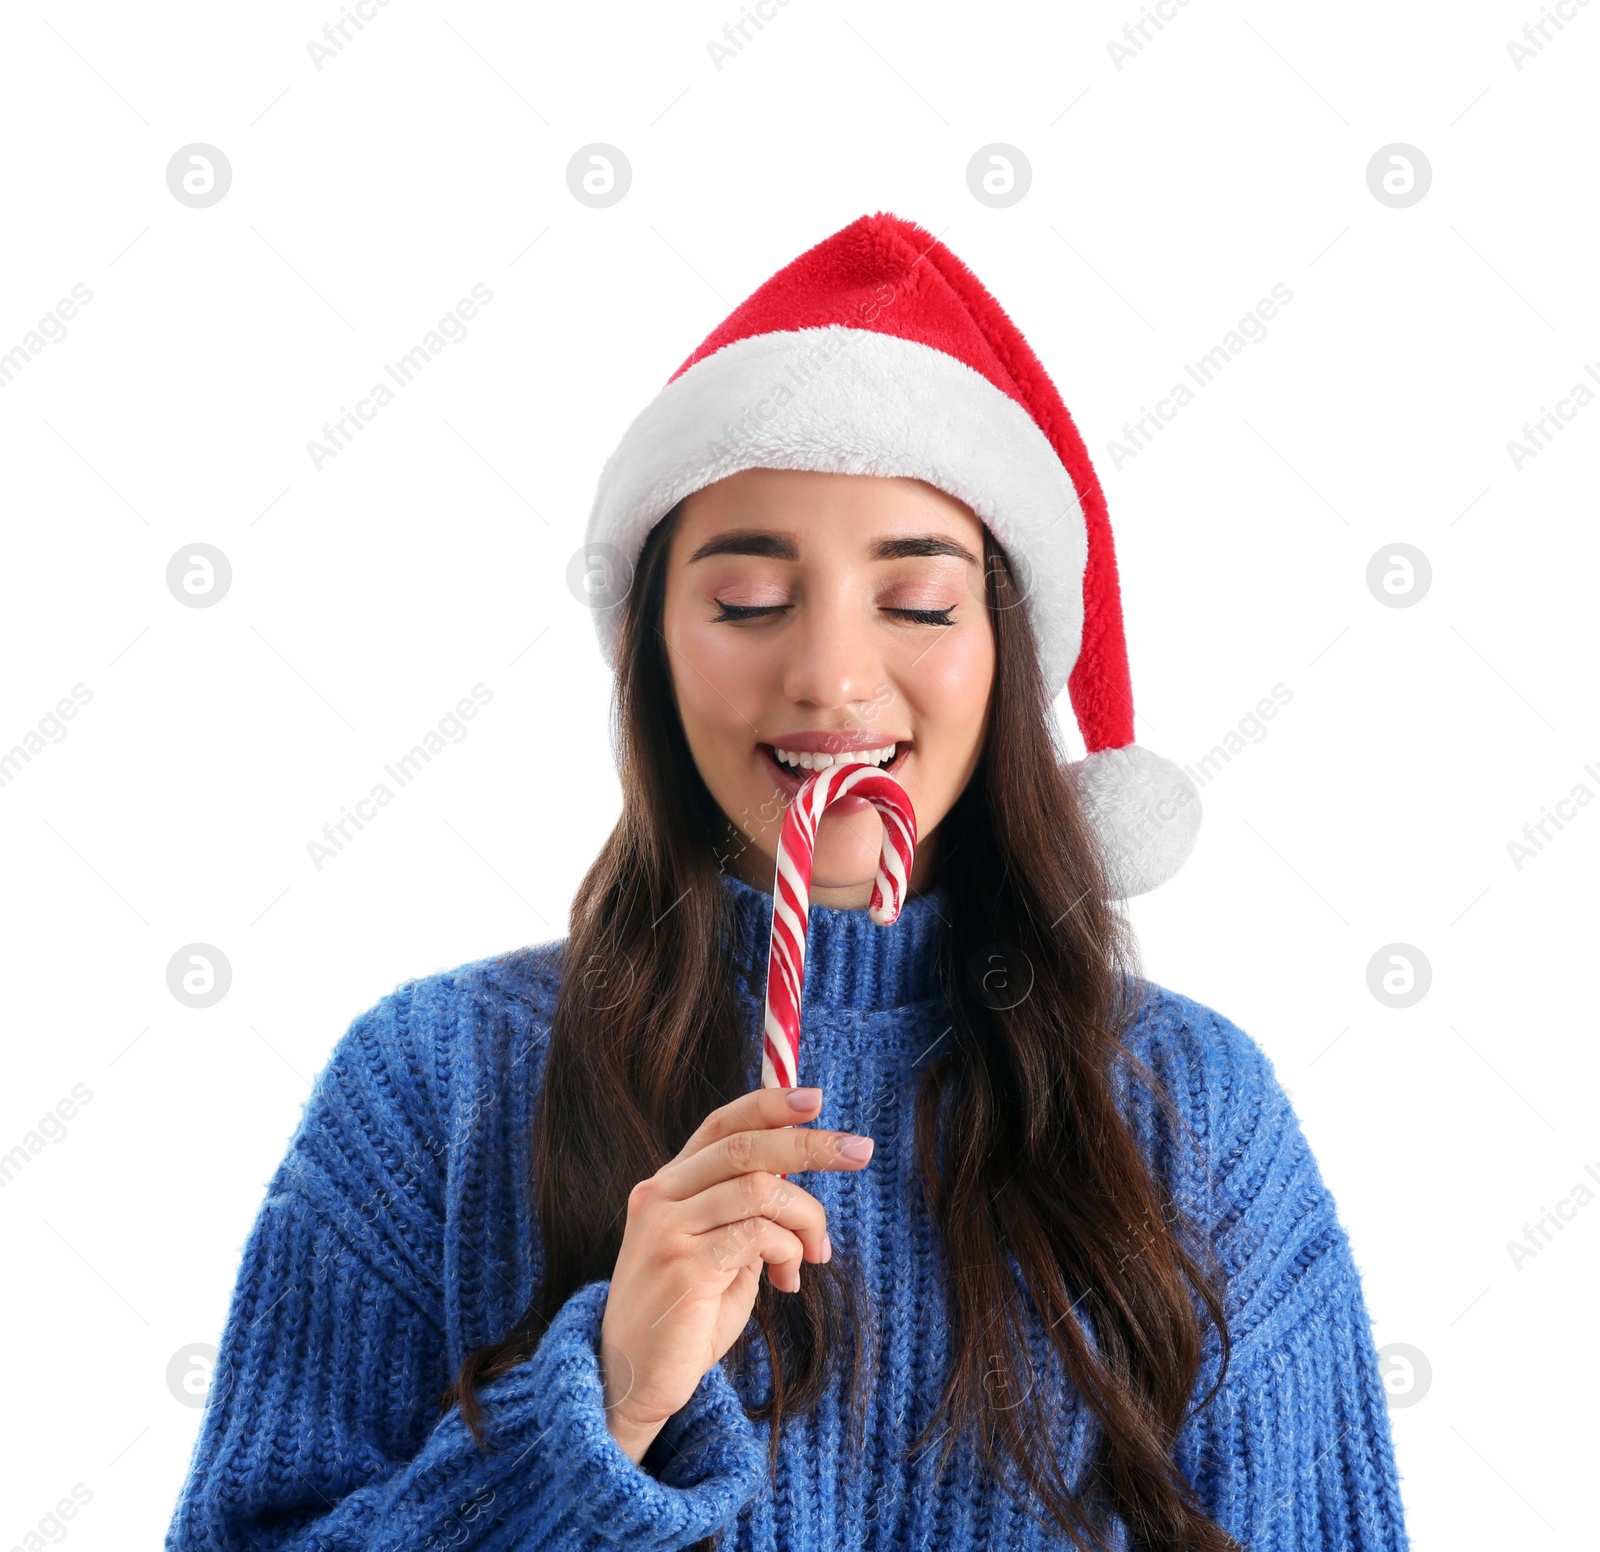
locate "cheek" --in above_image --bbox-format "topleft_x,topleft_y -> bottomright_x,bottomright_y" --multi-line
664,604 -> 767,737
915,624 -> 994,734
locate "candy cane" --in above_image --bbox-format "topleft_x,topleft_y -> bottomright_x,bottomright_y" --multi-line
761,761 -> 918,1093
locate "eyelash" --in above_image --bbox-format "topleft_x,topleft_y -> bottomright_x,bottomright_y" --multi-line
710,603 -> 956,627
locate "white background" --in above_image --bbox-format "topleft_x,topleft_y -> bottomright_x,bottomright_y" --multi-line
2,1 -> 1595,1546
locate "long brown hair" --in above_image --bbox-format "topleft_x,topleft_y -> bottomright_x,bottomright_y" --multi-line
439,500 -> 1242,1552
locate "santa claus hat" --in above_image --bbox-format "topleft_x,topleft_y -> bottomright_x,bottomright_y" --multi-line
582,211 -> 1200,897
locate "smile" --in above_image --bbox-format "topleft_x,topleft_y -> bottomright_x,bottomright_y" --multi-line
771,742 -> 896,771
756,738 -> 910,795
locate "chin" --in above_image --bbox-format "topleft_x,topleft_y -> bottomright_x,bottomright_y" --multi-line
808,838 -> 887,892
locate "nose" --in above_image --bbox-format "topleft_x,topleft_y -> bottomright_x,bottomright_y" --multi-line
780,584 -> 883,717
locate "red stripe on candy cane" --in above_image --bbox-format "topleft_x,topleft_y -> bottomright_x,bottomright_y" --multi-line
760,762 -> 918,1095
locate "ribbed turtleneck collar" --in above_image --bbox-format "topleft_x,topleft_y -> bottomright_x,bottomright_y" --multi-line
717,867 -> 951,1012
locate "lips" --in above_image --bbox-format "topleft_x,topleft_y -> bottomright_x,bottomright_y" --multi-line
756,740 -> 910,801
761,730 -> 910,756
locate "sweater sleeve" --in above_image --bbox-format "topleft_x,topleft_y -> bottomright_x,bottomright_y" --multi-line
1172,1006 -> 1411,1552
164,986 -> 766,1552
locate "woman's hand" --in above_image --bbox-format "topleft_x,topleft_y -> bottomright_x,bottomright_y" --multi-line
597,1086 -> 875,1464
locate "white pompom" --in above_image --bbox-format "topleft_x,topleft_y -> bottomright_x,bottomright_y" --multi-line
1066,744 -> 1201,898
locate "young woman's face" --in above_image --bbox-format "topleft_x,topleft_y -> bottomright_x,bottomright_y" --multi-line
661,467 -> 996,909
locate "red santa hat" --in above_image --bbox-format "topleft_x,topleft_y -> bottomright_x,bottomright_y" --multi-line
582,211 -> 1200,896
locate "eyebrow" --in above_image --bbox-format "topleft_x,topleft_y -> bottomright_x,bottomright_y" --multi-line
686,529 -> 981,567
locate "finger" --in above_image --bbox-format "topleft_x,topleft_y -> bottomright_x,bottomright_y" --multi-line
673,1086 -> 825,1165
696,1215 -> 806,1293
674,1172 -> 831,1261
660,1124 -> 874,1201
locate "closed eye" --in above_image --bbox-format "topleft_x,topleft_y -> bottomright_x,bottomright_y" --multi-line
710,603 -> 956,625
710,602 -> 789,622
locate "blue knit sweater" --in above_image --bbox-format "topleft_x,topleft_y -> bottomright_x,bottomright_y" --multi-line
166,869 -> 1410,1551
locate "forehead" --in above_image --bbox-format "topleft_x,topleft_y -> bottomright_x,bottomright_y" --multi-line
671,468 -> 985,560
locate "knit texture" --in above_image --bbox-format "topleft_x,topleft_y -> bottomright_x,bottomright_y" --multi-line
165,870 -> 1411,1551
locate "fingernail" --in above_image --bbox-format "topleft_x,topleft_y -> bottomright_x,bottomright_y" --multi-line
838,1135 -> 874,1161
786,1087 -> 823,1110
821,1231 -> 833,1262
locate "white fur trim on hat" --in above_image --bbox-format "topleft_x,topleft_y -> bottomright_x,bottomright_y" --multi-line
584,325 -> 1091,696
1067,745 -> 1202,898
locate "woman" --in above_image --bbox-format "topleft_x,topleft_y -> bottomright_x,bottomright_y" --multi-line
165,214 -> 1409,1551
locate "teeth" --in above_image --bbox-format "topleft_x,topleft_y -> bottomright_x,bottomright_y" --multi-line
771,743 -> 898,771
